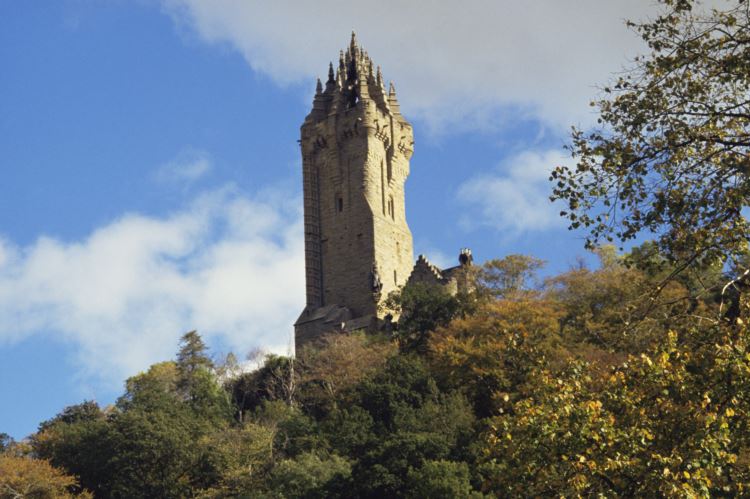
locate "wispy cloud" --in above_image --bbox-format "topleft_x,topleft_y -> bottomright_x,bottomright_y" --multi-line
160,0 -> 655,132
0,188 -> 304,389
153,147 -> 212,184
457,149 -> 568,235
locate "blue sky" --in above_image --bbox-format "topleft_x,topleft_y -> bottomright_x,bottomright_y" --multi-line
0,1 -> 656,439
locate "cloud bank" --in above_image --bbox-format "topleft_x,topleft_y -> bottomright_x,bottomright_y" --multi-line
161,0 -> 655,131
0,188 -> 304,388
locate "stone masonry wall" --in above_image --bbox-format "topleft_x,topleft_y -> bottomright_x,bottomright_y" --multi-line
296,34 -> 414,346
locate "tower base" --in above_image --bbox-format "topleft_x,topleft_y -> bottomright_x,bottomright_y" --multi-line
294,305 -> 383,350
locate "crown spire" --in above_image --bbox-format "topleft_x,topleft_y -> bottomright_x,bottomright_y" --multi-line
306,33 -> 411,121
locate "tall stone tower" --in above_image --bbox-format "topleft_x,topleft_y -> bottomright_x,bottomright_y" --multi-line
295,33 -> 414,347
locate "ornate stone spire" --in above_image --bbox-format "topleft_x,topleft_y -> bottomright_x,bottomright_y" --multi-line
306,33 -> 407,122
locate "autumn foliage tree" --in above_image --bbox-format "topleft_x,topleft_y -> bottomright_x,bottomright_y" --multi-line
552,0 -> 750,274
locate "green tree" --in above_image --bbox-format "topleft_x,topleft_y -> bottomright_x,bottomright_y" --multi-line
228,355 -> 298,421
32,402 -> 114,497
196,422 -> 276,496
343,356 -> 478,498
266,452 -> 352,499
407,460 -> 478,499
385,283 -> 473,353
552,0 -> 750,273
34,337 -> 233,498
176,330 -> 213,397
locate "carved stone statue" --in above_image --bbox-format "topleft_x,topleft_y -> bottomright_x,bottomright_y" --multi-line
370,263 -> 383,295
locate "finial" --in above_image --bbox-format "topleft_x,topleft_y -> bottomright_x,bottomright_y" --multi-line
339,51 -> 346,79
327,62 -> 335,83
389,81 -> 396,96
376,66 -> 383,85
316,78 -> 323,94
350,31 -> 357,51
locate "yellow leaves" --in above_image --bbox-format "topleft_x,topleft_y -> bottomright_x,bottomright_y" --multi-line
587,400 -> 602,411
683,470 -> 691,479
658,351 -> 671,367
725,407 -> 735,417
0,455 -> 88,498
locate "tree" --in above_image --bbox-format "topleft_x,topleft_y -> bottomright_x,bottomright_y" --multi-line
406,460 -> 478,499
228,355 -> 299,420
552,0 -> 750,274
479,325 -> 750,496
0,454 -> 92,498
196,422 -> 276,496
266,452 -> 352,499
0,433 -> 13,453
343,356 -> 478,498
429,299 -> 564,417
297,333 -> 394,414
32,402 -> 114,496
176,331 -> 213,397
385,283 -> 473,353
478,254 -> 545,299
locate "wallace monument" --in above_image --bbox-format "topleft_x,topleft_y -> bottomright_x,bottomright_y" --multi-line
294,33 -> 472,347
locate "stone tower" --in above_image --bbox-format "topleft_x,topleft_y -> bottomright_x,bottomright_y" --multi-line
295,33 -> 414,347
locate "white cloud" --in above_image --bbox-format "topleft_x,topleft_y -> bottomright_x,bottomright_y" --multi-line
457,149 -> 569,234
160,0 -> 657,131
154,147 -> 212,184
0,188 -> 304,388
